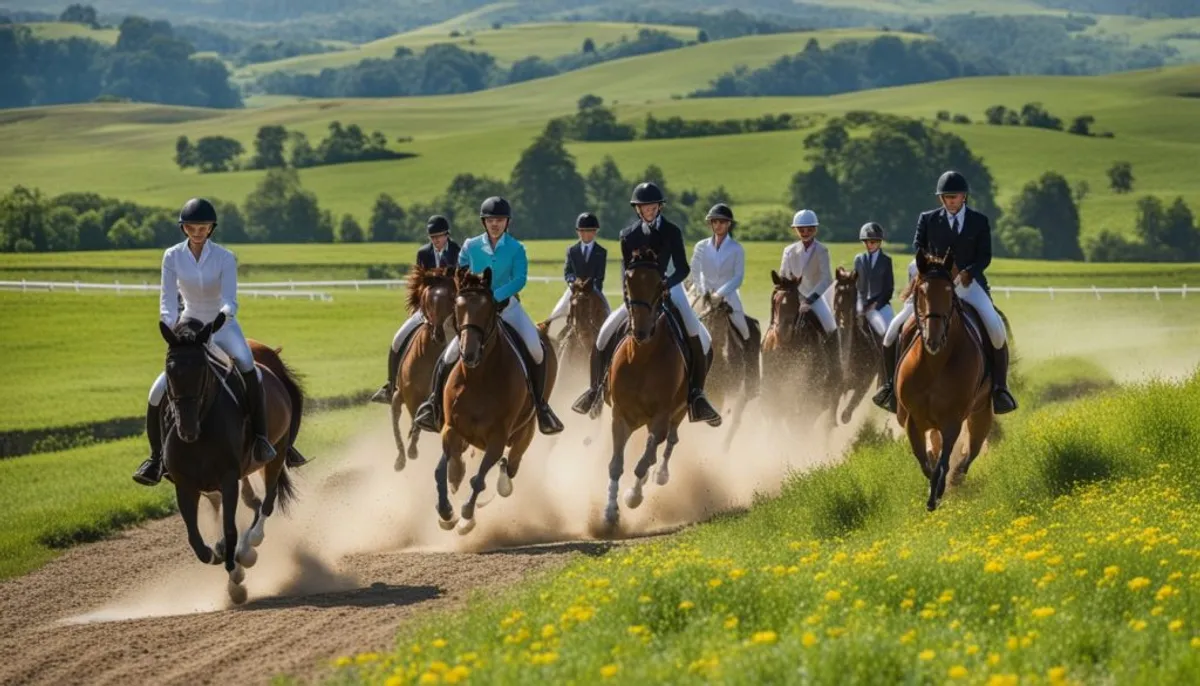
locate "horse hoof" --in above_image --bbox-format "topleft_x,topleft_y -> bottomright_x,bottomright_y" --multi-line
456,517 -> 476,535
227,579 -> 248,605
394,454 -> 406,472
438,515 -> 458,531
248,527 -> 264,548
497,461 -> 513,498
655,466 -> 670,486
604,504 -> 620,527
211,542 -> 226,564
624,487 -> 644,509
841,410 -> 853,424
229,564 -> 246,585
237,546 -> 258,569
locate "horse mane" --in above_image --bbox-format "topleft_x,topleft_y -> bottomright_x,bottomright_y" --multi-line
455,268 -> 491,294
172,318 -> 207,344
835,266 -> 855,284
407,266 -> 454,314
628,247 -> 659,270
773,274 -> 801,291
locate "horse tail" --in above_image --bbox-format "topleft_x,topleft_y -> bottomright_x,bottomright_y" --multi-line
275,463 -> 298,514
250,341 -> 306,454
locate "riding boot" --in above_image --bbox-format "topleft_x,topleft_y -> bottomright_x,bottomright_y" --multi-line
286,445 -> 310,468
132,403 -> 164,486
571,335 -> 617,416
991,344 -> 1018,415
871,340 -> 899,413
414,355 -> 451,433
743,321 -> 762,400
529,354 -> 565,435
242,369 -> 278,466
370,347 -> 401,404
686,334 -> 721,426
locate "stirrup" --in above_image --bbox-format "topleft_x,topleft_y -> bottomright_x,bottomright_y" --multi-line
871,385 -> 896,413
536,405 -> 565,435
687,392 -> 721,427
992,388 -> 1018,415
571,387 -> 599,415
251,436 -> 277,465
132,456 -> 163,486
369,384 -> 392,404
414,401 -> 442,433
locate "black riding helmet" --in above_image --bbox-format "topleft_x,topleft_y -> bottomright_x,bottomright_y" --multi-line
935,171 -> 970,195
629,182 -> 666,206
576,212 -> 600,230
705,203 -> 735,224
479,196 -> 512,230
178,198 -> 217,233
426,214 -> 451,236
859,222 -> 885,241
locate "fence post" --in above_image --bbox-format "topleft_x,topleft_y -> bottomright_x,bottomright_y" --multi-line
74,280 -> 80,293
115,280 -> 121,295
1049,287 -> 1054,301
21,279 -> 26,293
1153,285 -> 1160,301
1184,284 -> 1188,300
1092,285 -> 1100,300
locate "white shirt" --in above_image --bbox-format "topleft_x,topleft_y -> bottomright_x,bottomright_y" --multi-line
690,235 -> 745,298
779,239 -> 832,298
160,240 -> 239,327
946,205 -> 967,234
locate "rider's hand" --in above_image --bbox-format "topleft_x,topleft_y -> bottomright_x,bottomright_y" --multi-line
955,271 -> 973,288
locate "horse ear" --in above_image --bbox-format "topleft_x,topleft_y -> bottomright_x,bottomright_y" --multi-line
198,322 -> 213,344
915,250 -> 930,274
482,267 -> 493,288
850,269 -> 858,281
211,311 -> 226,333
160,321 -> 177,345
771,270 -> 781,286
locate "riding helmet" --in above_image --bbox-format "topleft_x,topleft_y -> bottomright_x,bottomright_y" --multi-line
935,171 -> 970,195
178,197 -> 218,226
575,212 -> 600,230
791,209 -> 819,227
705,203 -> 735,225
859,222 -> 885,241
479,196 -> 512,218
629,181 -> 666,206
426,215 -> 451,236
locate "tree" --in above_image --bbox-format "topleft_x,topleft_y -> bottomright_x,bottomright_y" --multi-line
585,156 -> 630,238
174,135 -> 196,169
508,124 -> 587,238
193,136 -> 244,173
984,105 -> 1009,126
1085,229 -> 1142,263
368,193 -> 407,242
43,206 -> 79,251
1072,179 -> 1091,205
1007,172 -> 1083,260
212,199 -> 248,243
1019,102 -> 1063,130
1162,197 -> 1200,260
252,125 -> 289,169
1068,115 -> 1095,136
106,217 -> 151,248
697,29 -> 710,44
289,131 -> 318,168
1108,161 -> 1134,193
243,168 -> 324,242
59,4 -> 99,27
996,225 -> 1044,259
337,213 -> 365,242
442,173 -> 508,228
582,37 -> 596,54
789,163 -> 842,228
0,186 -> 48,252
75,209 -> 109,250
577,93 -> 603,110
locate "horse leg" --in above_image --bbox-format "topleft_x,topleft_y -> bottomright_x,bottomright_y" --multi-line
721,393 -> 746,453
406,410 -> 421,463
954,408 -> 993,486
626,427 -> 660,510
220,471 -> 248,604
928,423 -> 961,512
391,396 -> 407,472
434,433 -> 459,530
904,420 -> 932,481
458,441 -> 504,535
606,415 -> 632,526
841,369 -> 871,425
658,416 -> 683,485
448,434 -> 467,495
498,424 -> 533,499
175,483 -> 215,565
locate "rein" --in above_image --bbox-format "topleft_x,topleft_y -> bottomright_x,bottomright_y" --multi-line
624,260 -> 666,317
165,351 -> 219,427
455,287 -> 499,349
914,270 -> 962,350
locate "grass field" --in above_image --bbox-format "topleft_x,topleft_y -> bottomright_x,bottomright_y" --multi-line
322,372 -> 1200,684
23,21 -> 119,44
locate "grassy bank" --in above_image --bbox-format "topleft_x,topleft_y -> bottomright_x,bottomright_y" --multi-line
324,373 -> 1200,684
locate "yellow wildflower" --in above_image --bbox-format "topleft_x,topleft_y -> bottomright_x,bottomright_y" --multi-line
333,656 -> 351,668
899,630 -> 916,645
729,569 -> 746,580
428,661 -> 449,674
1156,585 -> 1177,602
444,666 -> 470,685
986,675 -> 1018,686
1128,577 -> 1151,591
918,649 -> 935,661
987,653 -> 1001,666
1169,620 -> 1184,632
965,644 -> 980,656
1129,619 -> 1148,631
948,665 -> 968,679
752,631 -> 778,645
802,632 -> 818,647
984,560 -> 1006,573
724,616 -> 739,630
1047,666 -> 1067,684
1032,607 -> 1056,619
600,664 -> 619,679
708,578 -> 723,589
419,674 -> 439,685
825,590 -> 842,602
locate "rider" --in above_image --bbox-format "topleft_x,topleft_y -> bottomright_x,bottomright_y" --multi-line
570,181 -> 721,426
872,170 -> 1018,415
133,198 -> 280,486
543,211 -> 610,333
778,209 -> 837,339
412,196 -> 565,436
689,203 -> 761,399
853,222 -> 895,339
370,214 -> 460,404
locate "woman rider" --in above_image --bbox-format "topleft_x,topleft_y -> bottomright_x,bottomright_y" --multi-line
133,198 -> 279,486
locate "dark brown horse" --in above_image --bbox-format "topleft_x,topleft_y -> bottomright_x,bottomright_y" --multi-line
761,270 -> 841,429
832,266 -> 883,424
697,293 -> 753,451
897,249 -> 994,511
158,314 -> 302,604
553,277 -> 609,377
434,267 -> 558,534
601,248 -> 690,528
390,266 -> 456,471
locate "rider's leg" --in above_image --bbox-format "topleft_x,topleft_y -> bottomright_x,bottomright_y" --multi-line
865,306 -> 892,338
371,312 -> 425,404
133,374 -> 167,486
414,336 -> 459,433
670,284 -> 720,425
572,307 -> 627,414
214,320 -> 277,465
546,286 -> 572,324
502,299 -> 564,435
957,281 -> 1017,414
872,299 -> 913,412
810,295 -> 838,336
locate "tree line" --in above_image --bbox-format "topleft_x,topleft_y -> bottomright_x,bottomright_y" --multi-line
172,122 -> 413,173
983,103 -> 1113,138
0,16 -> 241,110
557,95 -> 805,142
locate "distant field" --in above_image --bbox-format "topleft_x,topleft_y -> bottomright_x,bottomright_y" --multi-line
22,21 -> 119,44
1086,15 -> 1200,63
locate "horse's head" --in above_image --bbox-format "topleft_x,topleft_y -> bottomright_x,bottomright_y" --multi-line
158,312 -> 225,442
624,248 -> 666,343
408,266 -> 457,343
832,266 -> 858,330
913,248 -> 958,355
568,278 -> 605,331
453,267 -> 498,368
769,269 -> 803,344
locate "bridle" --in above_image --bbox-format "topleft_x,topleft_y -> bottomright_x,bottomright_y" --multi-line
421,281 -> 454,343
164,345 -> 218,427
624,259 -> 666,317
771,285 -> 803,338
914,268 -> 960,351
454,286 -> 499,348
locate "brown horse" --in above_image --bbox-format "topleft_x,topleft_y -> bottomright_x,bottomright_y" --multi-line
832,267 -> 883,425
434,267 -> 558,534
390,266 -> 456,471
601,248 -> 690,528
761,270 -> 841,429
554,277 -> 609,376
897,249 -> 993,511
158,314 -> 302,604
697,293 -> 753,451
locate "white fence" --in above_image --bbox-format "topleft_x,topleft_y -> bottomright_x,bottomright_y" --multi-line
0,279 -> 333,301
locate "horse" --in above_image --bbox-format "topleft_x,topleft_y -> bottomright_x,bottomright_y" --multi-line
433,267 -> 559,535
761,270 -> 842,430
896,249 -> 994,511
832,266 -> 883,425
157,314 -> 303,604
552,277 -> 609,380
601,247 -> 691,528
390,266 -> 456,471
697,292 -> 753,451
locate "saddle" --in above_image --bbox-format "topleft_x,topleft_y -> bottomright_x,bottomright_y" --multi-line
497,319 -> 543,390
898,302 -> 991,388
598,301 -> 698,397
203,344 -> 257,407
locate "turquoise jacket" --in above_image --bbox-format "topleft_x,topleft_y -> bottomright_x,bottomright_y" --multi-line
458,231 -> 528,303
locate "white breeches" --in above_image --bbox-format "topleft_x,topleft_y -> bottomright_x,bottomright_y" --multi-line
806,295 -> 837,334
857,302 -> 894,337
710,291 -> 750,340
149,318 -> 253,406
392,312 -> 425,352
441,298 -> 543,365
548,286 -> 611,323
882,282 -> 1006,348
596,284 -> 711,353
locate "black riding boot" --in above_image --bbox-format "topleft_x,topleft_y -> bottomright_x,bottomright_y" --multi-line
414,354 -> 452,433
743,320 -> 762,400
132,403 -> 164,486
992,344 -> 1018,415
571,335 -> 618,416
686,334 -> 721,426
370,347 -> 401,404
286,446 -> 310,468
529,354 -> 565,435
871,340 -> 899,413
242,369 -> 278,465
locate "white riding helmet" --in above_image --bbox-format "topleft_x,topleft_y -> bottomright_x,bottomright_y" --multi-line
791,209 -> 819,227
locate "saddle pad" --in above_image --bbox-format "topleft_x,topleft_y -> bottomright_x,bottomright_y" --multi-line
497,320 -> 533,382
203,344 -> 255,407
